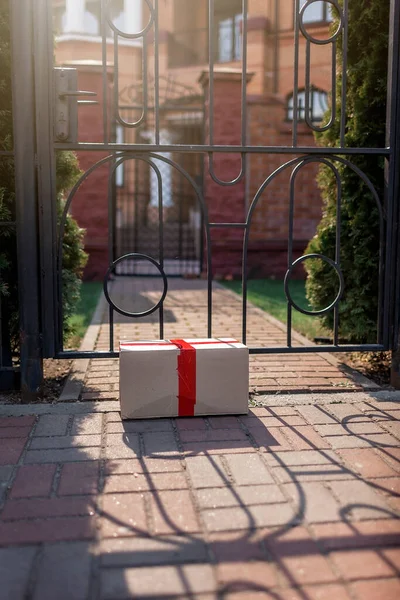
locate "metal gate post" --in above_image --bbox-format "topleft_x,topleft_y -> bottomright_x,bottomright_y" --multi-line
10,0 -> 43,401
387,0 -> 400,387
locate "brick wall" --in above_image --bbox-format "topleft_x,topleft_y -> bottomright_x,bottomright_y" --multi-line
200,70 -> 323,279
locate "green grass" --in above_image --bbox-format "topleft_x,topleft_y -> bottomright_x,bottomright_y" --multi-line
223,279 -> 330,341
67,282 -> 103,347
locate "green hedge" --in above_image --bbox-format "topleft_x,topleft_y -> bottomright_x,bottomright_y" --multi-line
305,0 -> 390,343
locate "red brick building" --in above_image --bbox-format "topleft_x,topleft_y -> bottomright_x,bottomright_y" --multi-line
53,1 -> 334,279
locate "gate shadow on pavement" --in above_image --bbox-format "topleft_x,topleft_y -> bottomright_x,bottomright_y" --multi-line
1,400 -> 399,599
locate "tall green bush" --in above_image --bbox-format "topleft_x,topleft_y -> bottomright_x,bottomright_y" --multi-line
305,0 -> 390,343
0,0 -> 87,357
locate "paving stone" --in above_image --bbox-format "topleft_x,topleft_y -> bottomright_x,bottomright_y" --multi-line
0,517 -> 95,546
142,456 -> 183,473
25,447 -> 101,463
106,419 -> 173,433
312,519 -> 400,551
100,493 -> 148,538
104,471 -> 188,493
299,583 -> 352,600
223,454 -> 274,485
33,542 -> 92,600
58,462 -> 100,495
315,422 -> 385,436
29,434 -> 102,450
0,546 -> 37,600
196,484 -> 285,509
0,438 -> 27,465
0,416 -> 35,428
71,414 -> 103,435
10,464 -> 56,498
325,404 -> 372,423
1,496 -> 97,520
100,564 -> 216,599
208,416 -> 242,429
350,578 -> 400,600
202,503 -> 295,532
265,450 -> 339,468
379,420 -> 400,438
182,440 -> 255,454
330,549 -> 396,581
283,482 -> 341,523
328,480 -> 394,520
281,426 -> 331,451
250,427 -> 293,451
175,417 -> 208,431
209,531 -> 267,563
100,535 -> 209,567
185,455 -> 228,488
34,415 -> 69,437
272,463 -> 352,483
142,432 -> 179,456
149,489 -> 201,534
216,561 -> 278,590
0,427 -> 32,439
337,448 -> 399,479
179,429 -> 248,443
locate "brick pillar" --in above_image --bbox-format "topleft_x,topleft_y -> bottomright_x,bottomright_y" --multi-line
199,69 -> 253,278
66,62 -> 113,280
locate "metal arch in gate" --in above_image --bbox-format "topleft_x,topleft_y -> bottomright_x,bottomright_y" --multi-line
7,0 -> 400,397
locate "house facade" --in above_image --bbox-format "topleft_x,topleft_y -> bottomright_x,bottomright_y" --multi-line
53,1 -> 335,279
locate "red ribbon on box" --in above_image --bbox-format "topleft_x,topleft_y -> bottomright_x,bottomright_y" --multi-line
171,339 -> 239,417
120,339 -> 239,417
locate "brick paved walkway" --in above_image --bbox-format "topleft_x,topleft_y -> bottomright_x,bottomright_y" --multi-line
0,395 -> 399,599
80,278 -> 375,402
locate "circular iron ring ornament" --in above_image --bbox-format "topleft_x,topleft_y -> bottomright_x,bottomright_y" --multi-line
284,253 -> 344,316
106,0 -> 154,39
103,253 -> 168,318
299,0 -> 343,45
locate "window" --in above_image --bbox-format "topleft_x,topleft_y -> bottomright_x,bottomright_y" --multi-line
218,14 -> 242,62
215,0 -> 242,63
299,0 -> 333,24
287,88 -> 328,122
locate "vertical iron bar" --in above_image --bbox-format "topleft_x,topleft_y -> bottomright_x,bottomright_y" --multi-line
33,0 -> 58,357
333,172 -> 342,346
241,0 -> 248,147
273,0 -> 279,94
292,0 -> 300,147
339,0 -> 348,147
287,167 -> 297,348
208,0 -> 215,146
154,0 -> 160,145
207,0 -> 214,338
101,0 -> 109,144
10,0 -> 43,401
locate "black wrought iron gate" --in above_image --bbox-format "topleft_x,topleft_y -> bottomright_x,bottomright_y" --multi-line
6,0 -> 400,399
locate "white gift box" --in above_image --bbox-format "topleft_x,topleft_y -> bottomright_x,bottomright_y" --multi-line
119,338 -> 249,420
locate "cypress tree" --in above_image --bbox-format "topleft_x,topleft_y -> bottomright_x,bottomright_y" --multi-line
305,0 -> 390,343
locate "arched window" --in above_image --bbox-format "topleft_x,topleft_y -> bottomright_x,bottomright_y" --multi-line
299,0 -> 333,24
287,88 -> 328,122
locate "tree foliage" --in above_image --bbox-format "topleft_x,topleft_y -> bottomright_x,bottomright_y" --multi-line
0,0 -> 87,355
305,0 -> 390,343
